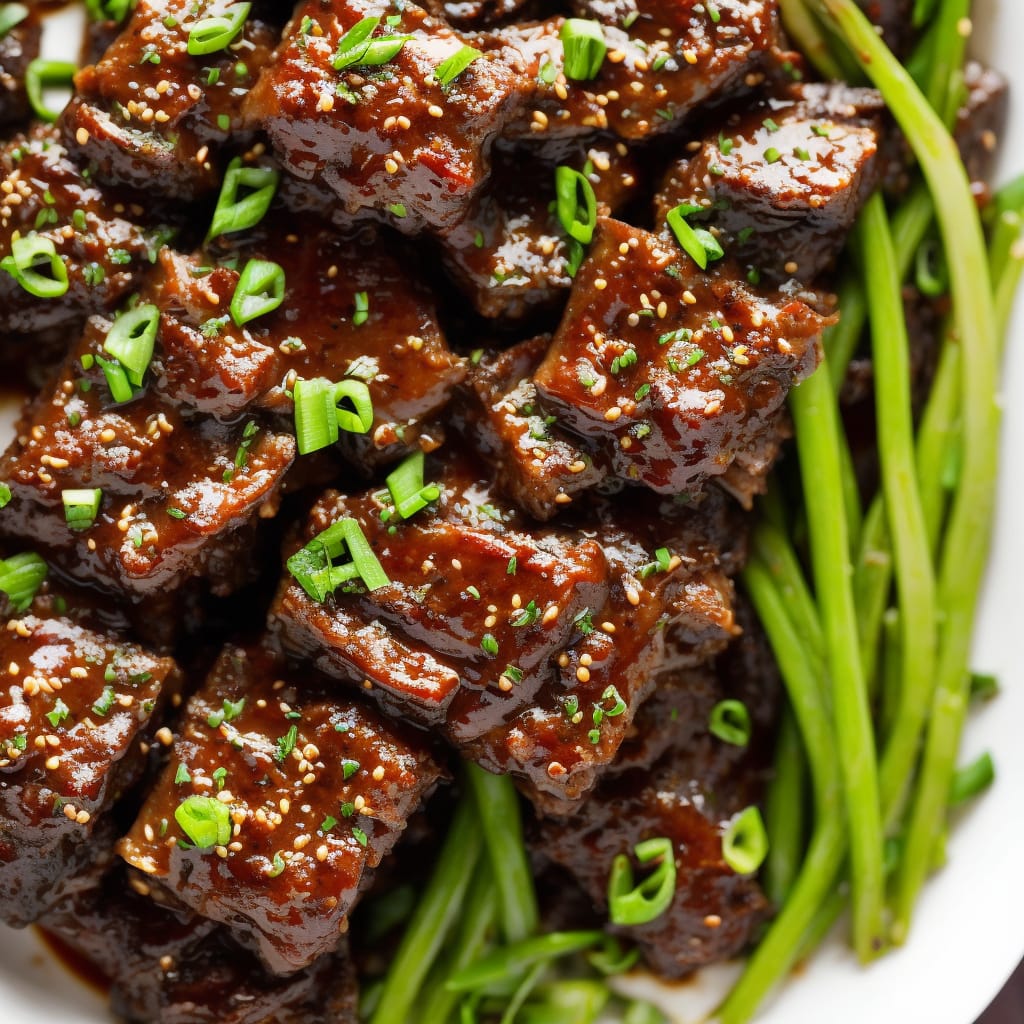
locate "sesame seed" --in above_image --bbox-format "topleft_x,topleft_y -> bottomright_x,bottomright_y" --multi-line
625,587 -> 641,606
601,621 -> 616,633
604,407 -> 622,422
682,290 -> 697,305
384,158 -> 399,174
579,653 -> 593,667
594,278 -> 608,290
542,605 -> 559,624
396,115 -> 411,130
293,834 -> 311,850
155,727 -> 173,746
428,104 -> 443,118
316,844 -> 329,862
554,493 -> 572,504
704,914 -> 722,928
372,765 -> 385,781
569,460 -> 587,474
45,755 -> 60,770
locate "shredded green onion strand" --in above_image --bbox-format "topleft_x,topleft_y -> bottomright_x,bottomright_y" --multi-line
25,59 -> 76,122
446,932 -> 604,993
207,158 -> 280,239
607,837 -> 677,926
554,166 -> 598,245
186,2 -> 250,56
229,258 -> 285,326
0,552 -> 47,612
560,18 -> 606,81
0,3 -> 28,37
1,234 -> 69,299
435,45 -> 482,90
103,303 -> 160,386
666,204 -> 724,269
62,488 -> 102,531
708,699 -> 752,746
333,16 -> 410,71
721,806 -> 770,876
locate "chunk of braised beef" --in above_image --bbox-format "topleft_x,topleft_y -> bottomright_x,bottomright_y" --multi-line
118,643 -> 443,975
243,0 -> 526,234
0,125 -> 171,335
420,0 -> 540,29
40,861 -> 360,1024
532,217 -> 824,500
62,0 -> 278,199
437,138 -> 641,320
537,604 -> 780,976
854,0 -> 914,56
0,4 -> 40,127
451,335 -> 608,519
956,62 -> 1009,203
0,613 -> 178,927
654,82 -> 883,283
0,321 -> 295,599
493,2 -> 778,144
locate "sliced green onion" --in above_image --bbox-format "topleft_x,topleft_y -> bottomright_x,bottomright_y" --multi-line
554,166 -> 598,245
969,672 -> 999,702
186,2 -> 250,56
914,236 -> 948,297
0,552 -> 47,611
353,290 -> 369,326
84,0 -> 131,22
287,518 -> 389,600
722,806 -> 769,876
103,304 -> 159,386
332,16 -> 410,71
709,699 -> 752,746
229,258 -> 285,326
334,379 -> 373,434
666,204 -> 724,270
1,235 -> 69,298
0,483 -> 10,509
0,4 -> 29,37
294,377 -> 339,454
46,697 -> 70,728
435,44 -> 481,90
560,19 -> 606,81
386,450 -> 440,520
447,931 -> 604,992
96,355 -> 135,404
62,488 -> 102,531
91,685 -> 116,717
607,836 -> 677,926
624,1001 -> 668,1024
207,158 -> 279,239
25,59 -> 76,122
948,751 -> 995,807
174,795 -> 232,849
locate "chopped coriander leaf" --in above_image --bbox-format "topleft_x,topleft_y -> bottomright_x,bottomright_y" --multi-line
275,724 -> 298,763
511,600 -> 539,627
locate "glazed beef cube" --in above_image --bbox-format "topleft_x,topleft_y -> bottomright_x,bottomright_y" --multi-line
62,0 -> 279,199
0,322 -> 295,599
0,613 -> 178,926
119,644 -> 442,975
41,862 -> 360,1024
956,62 -> 1009,202
495,1 -> 778,144
854,0 -> 913,55
0,125 -> 171,335
532,218 -> 824,498
538,608 -> 779,976
244,0 -> 526,234
654,83 -> 883,283
271,454 -> 741,807
420,0 -> 539,29
0,4 -> 40,126
452,336 -> 607,520
438,139 -> 641,320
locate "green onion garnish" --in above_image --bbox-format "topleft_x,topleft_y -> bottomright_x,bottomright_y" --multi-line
555,166 -> 598,245
709,699 -> 752,746
948,751 -> 995,806
186,2 -> 250,56
91,685 -> 116,717
62,488 -> 102,531
84,0 -> 131,22
607,837 -> 677,926
353,290 -> 369,326
207,158 -> 279,239
174,795 -> 232,849
103,303 -> 159,387
342,758 -> 360,780
293,377 -> 374,454
560,18 -> 606,81
0,483 -> 11,509
332,16 -> 410,72
96,355 -> 135,404
0,4 -> 29,37
666,204 -> 724,270
287,518 -> 389,600
434,44 -> 481,90
0,552 -> 47,611
275,724 -> 298,762
1,234 -> 69,298
385,450 -> 440,520
24,59 -> 76,123
45,697 -> 70,728
721,805 -> 769,875
229,258 -> 285,326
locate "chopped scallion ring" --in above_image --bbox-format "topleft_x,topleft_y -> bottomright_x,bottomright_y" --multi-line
84,0 -> 131,22
0,483 -> 10,509
103,303 -> 160,386
286,517 -> 389,600
560,18 -> 606,81
333,379 -> 373,434
62,488 -> 103,531
666,203 -> 725,270
607,836 -> 677,926
386,450 -> 441,520
294,377 -> 339,454
186,2 -> 250,56
721,805 -> 769,875
96,355 -> 135,404
24,59 -> 76,123
229,258 -> 285,326
709,699 -> 752,746
352,290 -> 369,326
0,3 -> 29,37
174,795 -> 232,849
332,16 -> 410,72
555,166 -> 598,245
434,44 -> 481,90
1,234 -> 69,298
207,157 -> 280,239
0,551 -> 47,611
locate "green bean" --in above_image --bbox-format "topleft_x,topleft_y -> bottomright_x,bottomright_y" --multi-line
371,796 -> 483,1024
465,762 -> 539,942
764,708 -> 808,906
789,359 -> 885,961
446,932 -> 605,993
717,557 -> 846,1022
855,193 -> 938,827
814,0 -> 1001,945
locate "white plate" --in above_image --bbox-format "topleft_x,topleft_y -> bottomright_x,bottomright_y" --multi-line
1,2 -> 1022,1022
